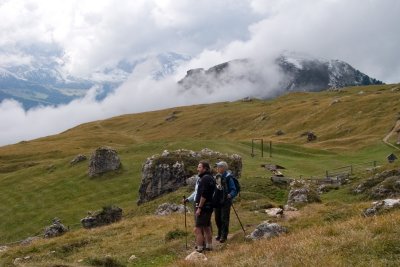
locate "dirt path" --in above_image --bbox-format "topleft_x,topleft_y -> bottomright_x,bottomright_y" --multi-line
382,119 -> 400,151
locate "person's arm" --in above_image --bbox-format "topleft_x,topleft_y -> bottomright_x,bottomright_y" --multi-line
185,177 -> 199,203
198,196 -> 206,208
227,176 -> 237,199
195,196 -> 207,216
186,191 -> 195,203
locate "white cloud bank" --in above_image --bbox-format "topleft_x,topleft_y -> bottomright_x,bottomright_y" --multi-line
0,0 -> 399,146
0,57 -> 283,146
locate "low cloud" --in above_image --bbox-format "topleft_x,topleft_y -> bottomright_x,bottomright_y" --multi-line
0,0 -> 260,75
0,56 -> 284,146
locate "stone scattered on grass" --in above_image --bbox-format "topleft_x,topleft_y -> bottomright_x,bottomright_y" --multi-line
185,251 -> 207,261
287,180 -> 321,206
44,218 -> 69,238
155,203 -> 188,216
81,205 -> 123,229
88,147 -> 121,177
70,154 -> 87,165
363,199 -> 400,217
128,255 -> 138,262
246,221 -> 287,240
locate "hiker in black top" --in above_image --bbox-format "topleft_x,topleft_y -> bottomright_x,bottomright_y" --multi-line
214,161 -> 237,243
194,161 -> 215,252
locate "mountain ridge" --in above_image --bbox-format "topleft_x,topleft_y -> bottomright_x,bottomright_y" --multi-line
178,54 -> 383,96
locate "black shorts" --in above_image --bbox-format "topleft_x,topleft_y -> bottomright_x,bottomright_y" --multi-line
195,208 -> 213,227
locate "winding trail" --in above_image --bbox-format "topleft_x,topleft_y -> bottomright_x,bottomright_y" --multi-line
382,120 -> 400,151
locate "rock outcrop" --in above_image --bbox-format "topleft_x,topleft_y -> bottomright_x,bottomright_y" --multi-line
137,148 -> 242,204
88,147 -> 121,177
353,169 -> 400,199
287,180 -> 321,206
363,199 -> 400,217
155,203 -> 187,216
185,175 -> 197,189
246,221 -> 287,240
44,218 -> 69,238
81,205 -> 122,229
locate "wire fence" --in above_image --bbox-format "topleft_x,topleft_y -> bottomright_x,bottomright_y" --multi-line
326,161 -> 378,177
305,161 -> 379,184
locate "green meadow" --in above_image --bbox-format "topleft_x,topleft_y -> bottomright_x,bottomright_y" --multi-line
1,84 -> 400,266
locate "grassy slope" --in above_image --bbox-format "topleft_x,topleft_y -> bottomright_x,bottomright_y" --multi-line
0,84 -> 400,266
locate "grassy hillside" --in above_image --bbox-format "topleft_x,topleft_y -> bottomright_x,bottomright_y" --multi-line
0,84 -> 400,266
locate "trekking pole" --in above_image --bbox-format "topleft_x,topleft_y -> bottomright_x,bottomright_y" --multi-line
183,195 -> 188,249
231,203 -> 246,236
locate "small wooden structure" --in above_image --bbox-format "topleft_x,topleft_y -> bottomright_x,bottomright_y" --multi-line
387,153 -> 398,163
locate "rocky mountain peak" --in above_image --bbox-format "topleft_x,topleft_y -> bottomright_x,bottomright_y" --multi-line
178,53 -> 383,95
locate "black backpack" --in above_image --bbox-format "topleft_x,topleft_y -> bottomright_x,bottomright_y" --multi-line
211,173 -> 241,208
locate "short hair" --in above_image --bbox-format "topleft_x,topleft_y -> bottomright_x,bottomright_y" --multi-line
216,161 -> 228,169
199,160 -> 211,172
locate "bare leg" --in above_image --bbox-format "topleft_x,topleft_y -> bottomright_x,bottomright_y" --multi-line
194,227 -> 204,250
203,226 -> 213,248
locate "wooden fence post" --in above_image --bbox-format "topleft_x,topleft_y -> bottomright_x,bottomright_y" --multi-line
269,141 -> 272,158
261,139 -> 264,158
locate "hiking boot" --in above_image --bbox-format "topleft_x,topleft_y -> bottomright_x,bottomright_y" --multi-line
195,247 -> 204,253
219,238 -> 226,243
195,245 -> 204,253
215,236 -> 221,241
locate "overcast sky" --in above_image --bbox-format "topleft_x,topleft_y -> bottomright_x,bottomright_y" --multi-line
0,0 -> 399,146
